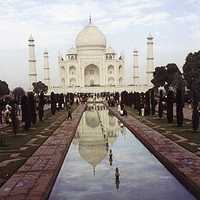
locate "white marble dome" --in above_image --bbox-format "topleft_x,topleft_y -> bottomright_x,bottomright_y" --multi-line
76,24 -> 106,48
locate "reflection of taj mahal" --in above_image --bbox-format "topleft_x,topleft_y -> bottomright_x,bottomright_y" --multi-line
73,104 -> 121,173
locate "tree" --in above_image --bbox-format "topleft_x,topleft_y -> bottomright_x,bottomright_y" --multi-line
166,63 -> 180,88
152,64 -> 182,91
183,51 -> 200,100
151,66 -> 167,87
183,51 -> 200,131
32,81 -> 48,95
0,80 -> 10,98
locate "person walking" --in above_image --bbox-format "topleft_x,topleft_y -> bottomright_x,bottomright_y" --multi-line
67,105 -> 72,120
50,92 -> 56,115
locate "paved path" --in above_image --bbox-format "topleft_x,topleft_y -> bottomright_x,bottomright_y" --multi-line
0,104 -> 85,200
155,104 -> 192,121
107,106 -> 200,199
183,105 -> 192,120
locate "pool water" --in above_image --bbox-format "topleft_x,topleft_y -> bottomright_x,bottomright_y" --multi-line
49,104 -> 195,200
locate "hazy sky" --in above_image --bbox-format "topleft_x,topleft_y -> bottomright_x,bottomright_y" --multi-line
0,0 -> 199,90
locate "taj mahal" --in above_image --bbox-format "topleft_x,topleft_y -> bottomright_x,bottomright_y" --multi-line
28,17 -> 155,93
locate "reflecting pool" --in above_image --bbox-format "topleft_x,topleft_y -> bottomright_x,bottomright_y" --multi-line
49,104 -> 195,200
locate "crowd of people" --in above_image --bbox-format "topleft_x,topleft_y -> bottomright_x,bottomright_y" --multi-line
0,91 -> 79,135
1,88 -> 198,135
106,93 -> 127,116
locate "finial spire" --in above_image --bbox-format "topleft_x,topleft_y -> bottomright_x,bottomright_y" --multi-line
89,13 -> 92,24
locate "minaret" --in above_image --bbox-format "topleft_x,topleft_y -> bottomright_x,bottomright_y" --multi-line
28,35 -> 37,90
89,13 -> 92,24
146,33 -> 154,87
133,50 -> 139,86
43,49 -> 50,88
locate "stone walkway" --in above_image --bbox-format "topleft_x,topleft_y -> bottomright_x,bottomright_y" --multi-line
0,105 -> 85,200
108,106 -> 200,199
156,104 -> 192,121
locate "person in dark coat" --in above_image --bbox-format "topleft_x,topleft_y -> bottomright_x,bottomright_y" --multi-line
21,95 -> 26,123
38,92 -> 45,121
67,105 -> 72,120
28,92 -> 37,124
50,92 -> 56,115
0,100 -> 3,125
10,100 -> 18,135
21,95 -> 31,130
166,90 -> 174,123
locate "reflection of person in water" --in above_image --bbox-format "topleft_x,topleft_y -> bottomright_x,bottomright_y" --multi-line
115,167 -> 120,190
106,142 -> 109,151
109,149 -> 113,166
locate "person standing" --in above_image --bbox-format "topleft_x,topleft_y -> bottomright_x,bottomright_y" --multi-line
10,100 -> 18,135
38,92 -> 45,121
67,105 -> 72,120
21,95 -> 31,130
28,92 -> 37,125
50,92 -> 56,115
0,101 -> 3,125
4,104 -> 11,124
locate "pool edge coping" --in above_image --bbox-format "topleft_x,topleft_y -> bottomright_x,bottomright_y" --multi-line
0,104 -> 86,200
106,104 -> 200,199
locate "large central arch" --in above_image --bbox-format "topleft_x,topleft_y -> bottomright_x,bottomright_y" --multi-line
84,64 -> 100,86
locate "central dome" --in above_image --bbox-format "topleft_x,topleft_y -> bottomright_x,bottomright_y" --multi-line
76,24 -> 106,48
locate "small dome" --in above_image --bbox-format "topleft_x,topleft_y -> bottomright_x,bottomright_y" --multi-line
68,47 -> 77,54
44,49 -> 48,55
76,24 -> 106,48
28,34 -> 34,42
147,33 -> 153,40
106,47 -> 115,54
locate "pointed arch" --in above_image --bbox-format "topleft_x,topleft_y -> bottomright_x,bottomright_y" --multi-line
108,77 -> 115,86
108,65 -> 114,75
69,78 -> 76,87
69,66 -> 76,76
